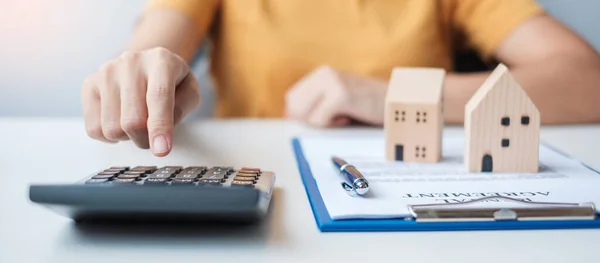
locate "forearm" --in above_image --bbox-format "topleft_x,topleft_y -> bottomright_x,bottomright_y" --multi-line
444,56 -> 600,125
125,8 -> 206,62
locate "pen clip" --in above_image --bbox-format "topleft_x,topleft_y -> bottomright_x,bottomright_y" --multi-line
340,182 -> 359,197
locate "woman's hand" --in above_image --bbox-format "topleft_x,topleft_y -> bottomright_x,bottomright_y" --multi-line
285,66 -> 387,127
81,47 -> 201,156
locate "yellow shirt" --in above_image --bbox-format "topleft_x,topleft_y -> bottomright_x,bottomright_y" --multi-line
145,0 -> 544,118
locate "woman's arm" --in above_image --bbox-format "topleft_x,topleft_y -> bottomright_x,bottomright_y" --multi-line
444,15 -> 600,124
285,15 -> 600,127
124,7 -> 208,62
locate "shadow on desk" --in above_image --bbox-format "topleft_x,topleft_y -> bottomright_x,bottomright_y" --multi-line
55,188 -> 286,249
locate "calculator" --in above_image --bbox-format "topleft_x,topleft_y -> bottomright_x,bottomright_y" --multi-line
28,166 -> 276,224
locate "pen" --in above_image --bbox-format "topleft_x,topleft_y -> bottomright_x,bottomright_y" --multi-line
331,156 -> 369,196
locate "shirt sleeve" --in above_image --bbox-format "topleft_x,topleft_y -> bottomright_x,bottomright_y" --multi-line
143,0 -> 221,35
452,0 -> 546,58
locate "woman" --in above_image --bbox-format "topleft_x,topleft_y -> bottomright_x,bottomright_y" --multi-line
81,0 -> 600,157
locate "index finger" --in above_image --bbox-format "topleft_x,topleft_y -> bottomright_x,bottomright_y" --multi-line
146,61 -> 179,157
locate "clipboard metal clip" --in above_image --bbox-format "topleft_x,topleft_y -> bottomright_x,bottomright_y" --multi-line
407,196 -> 597,222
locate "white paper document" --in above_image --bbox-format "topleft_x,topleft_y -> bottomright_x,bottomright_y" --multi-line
298,135 -> 600,220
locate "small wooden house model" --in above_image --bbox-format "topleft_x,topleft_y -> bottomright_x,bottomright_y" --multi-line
384,67 -> 445,163
464,63 -> 540,173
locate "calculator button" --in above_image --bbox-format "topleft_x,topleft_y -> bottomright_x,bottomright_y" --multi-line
157,166 -> 183,173
236,172 -> 258,178
175,173 -> 199,179
232,180 -> 254,187
132,166 -> 157,169
171,178 -> 195,185
233,176 -> 255,182
92,174 -> 116,179
183,166 -> 207,173
147,173 -> 173,179
103,168 -> 125,173
123,170 -> 147,176
213,166 -> 229,171
203,167 -> 227,180
149,169 -> 177,176
109,166 -> 130,170
117,174 -> 141,180
86,178 -> 108,184
154,170 -> 176,174
218,166 -> 234,174
131,166 -> 157,173
181,167 -> 205,174
199,179 -> 222,185
179,170 -> 203,177
124,170 -> 145,174
144,178 -> 168,184
113,178 -> 136,183
240,167 -> 261,173
237,170 -> 260,175
163,166 -> 184,169
97,171 -> 120,176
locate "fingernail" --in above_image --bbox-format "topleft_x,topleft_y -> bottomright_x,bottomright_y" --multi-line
152,135 -> 169,154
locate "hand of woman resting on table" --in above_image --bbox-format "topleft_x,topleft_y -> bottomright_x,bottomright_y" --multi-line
285,66 -> 388,127
81,47 -> 201,157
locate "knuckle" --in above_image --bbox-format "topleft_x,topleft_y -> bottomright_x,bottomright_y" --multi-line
97,62 -> 118,88
98,77 -> 114,93
98,60 -> 117,75
148,117 -> 172,127
285,87 -> 298,101
285,99 -> 302,115
329,83 -> 349,103
315,65 -> 334,75
119,50 -> 138,61
152,47 -> 172,60
82,75 -> 95,87
81,76 -> 96,93
332,90 -> 348,105
149,83 -> 173,98
287,94 -> 305,110
121,118 -> 147,133
147,118 -> 173,133
102,122 -> 125,140
118,59 -> 139,79
154,60 -> 172,72
86,125 -> 104,140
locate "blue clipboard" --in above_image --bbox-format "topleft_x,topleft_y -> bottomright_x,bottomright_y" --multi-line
291,137 -> 600,232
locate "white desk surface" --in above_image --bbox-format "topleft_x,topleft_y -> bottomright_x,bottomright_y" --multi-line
1,117 -> 599,263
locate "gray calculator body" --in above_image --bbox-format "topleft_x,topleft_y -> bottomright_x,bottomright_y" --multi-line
28,166 -> 275,224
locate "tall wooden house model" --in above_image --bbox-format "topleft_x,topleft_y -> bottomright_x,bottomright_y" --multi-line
464,63 -> 540,172
384,67 -> 445,163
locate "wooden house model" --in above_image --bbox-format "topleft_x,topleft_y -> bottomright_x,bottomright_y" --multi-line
384,67 -> 445,163
464,63 -> 540,172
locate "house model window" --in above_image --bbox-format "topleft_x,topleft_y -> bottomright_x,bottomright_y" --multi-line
501,117 -> 510,126
521,116 -> 530,125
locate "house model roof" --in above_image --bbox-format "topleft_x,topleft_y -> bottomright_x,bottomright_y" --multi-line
465,63 -> 538,114
386,67 -> 445,104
